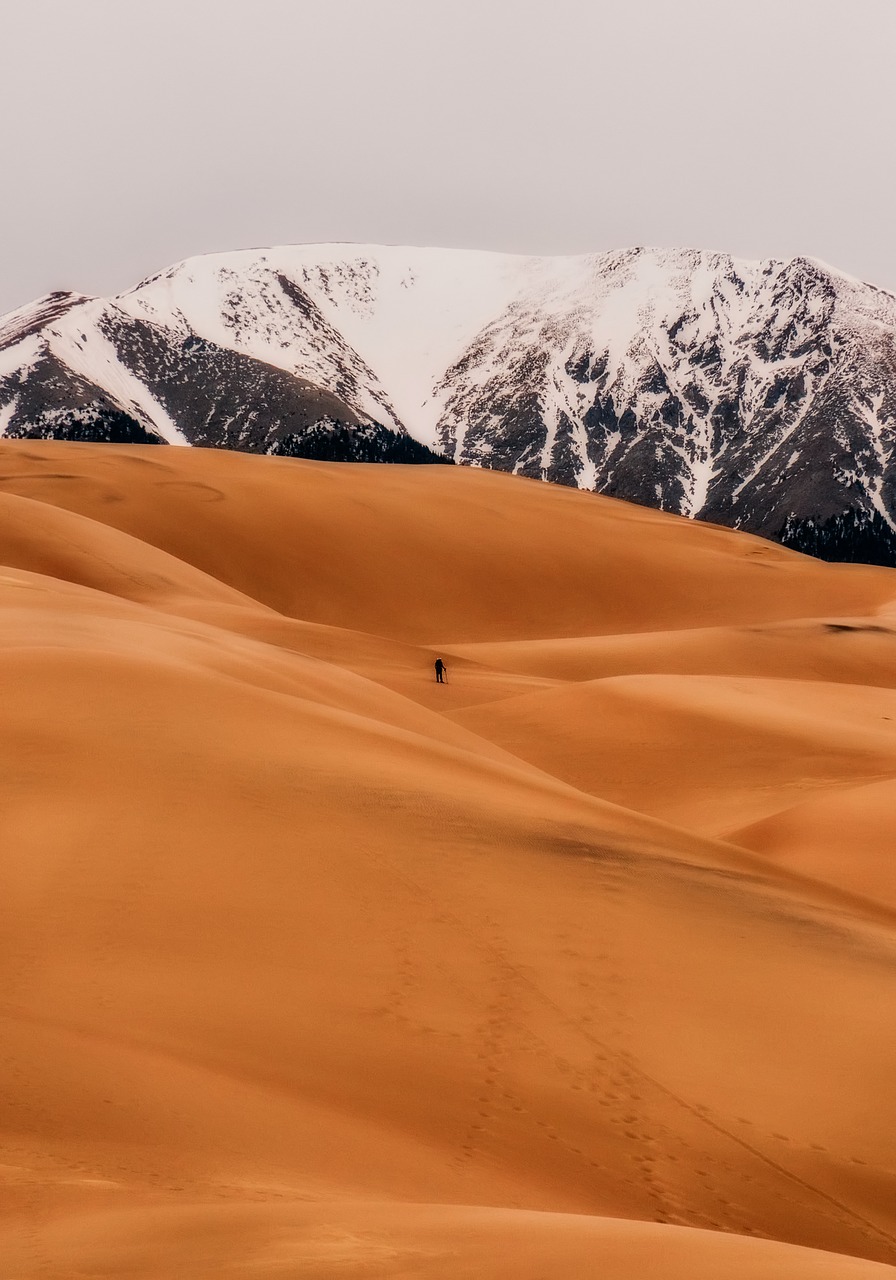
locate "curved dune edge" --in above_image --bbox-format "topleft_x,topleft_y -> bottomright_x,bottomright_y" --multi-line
0,488 -> 264,610
450,673 -> 896,836
730,776 -> 896,910
444,617 -> 896,687
3,1201 -> 895,1279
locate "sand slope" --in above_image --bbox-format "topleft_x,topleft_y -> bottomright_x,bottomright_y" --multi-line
446,617 -> 896,686
4,1201 -> 896,1279
0,442 -> 895,1278
1,441 -> 895,638
452,674 -> 896,834
730,776 -> 896,910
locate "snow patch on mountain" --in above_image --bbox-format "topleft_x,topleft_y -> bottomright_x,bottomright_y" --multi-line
44,303 -> 187,444
0,290 -> 92,349
117,250 -> 402,432
280,245 -> 534,446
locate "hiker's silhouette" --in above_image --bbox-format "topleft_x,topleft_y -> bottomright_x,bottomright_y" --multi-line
434,658 -> 446,684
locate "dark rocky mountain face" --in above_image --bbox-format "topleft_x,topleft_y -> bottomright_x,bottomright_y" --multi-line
429,251 -> 896,563
98,310 -> 368,453
2,245 -> 896,563
0,287 -> 411,465
0,346 -> 162,445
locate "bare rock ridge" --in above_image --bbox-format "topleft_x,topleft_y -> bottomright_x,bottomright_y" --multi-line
2,244 -> 896,561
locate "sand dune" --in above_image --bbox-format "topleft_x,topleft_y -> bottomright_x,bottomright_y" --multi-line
452,674 -> 896,835
1,442 -> 895,1277
731,776 -> 896,910
446,617 -> 896,686
1,441 -> 895,639
4,1201 -> 895,1279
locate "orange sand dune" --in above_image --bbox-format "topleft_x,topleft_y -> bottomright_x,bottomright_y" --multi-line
1,440 -> 895,638
731,776 -> 896,910
0,488 -> 260,611
452,674 -> 896,834
1,442 -> 895,1278
447,616 -> 896,686
3,1201 -> 895,1279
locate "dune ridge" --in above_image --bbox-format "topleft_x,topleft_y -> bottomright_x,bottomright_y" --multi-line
0,441 -> 894,1278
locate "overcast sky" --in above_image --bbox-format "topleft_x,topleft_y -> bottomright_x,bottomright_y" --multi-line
2,0 -> 894,314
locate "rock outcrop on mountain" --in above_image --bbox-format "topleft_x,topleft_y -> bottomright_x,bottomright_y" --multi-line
2,244 -> 896,561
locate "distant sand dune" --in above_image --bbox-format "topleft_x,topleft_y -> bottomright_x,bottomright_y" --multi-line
0,442 -> 894,1278
446,617 -> 896,686
452,674 -> 896,834
1,441 -> 894,638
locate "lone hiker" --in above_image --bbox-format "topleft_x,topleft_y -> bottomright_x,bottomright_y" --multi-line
434,657 -> 447,684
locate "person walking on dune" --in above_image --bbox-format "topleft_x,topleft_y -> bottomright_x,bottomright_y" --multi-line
434,657 -> 447,684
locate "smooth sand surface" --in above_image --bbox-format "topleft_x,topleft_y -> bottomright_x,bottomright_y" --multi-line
452,674 -> 896,835
4,1201 -> 896,1279
2,441 -> 895,639
1,442 -> 895,1278
446,618 -> 896,686
731,776 -> 896,910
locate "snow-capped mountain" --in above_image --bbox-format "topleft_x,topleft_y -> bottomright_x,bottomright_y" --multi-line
3,243 -> 896,561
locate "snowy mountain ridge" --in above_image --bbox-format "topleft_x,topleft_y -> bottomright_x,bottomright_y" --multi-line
3,243 -> 896,562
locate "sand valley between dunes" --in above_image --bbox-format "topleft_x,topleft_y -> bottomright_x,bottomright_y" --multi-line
0,440 -> 895,1278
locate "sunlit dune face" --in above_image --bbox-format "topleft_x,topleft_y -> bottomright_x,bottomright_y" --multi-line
1,441 -> 895,1279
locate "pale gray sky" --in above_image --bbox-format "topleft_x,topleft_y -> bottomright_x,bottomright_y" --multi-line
2,0 -> 895,314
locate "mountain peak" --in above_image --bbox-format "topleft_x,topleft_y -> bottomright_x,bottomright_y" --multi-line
2,244 -> 896,564
0,290 -> 94,350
